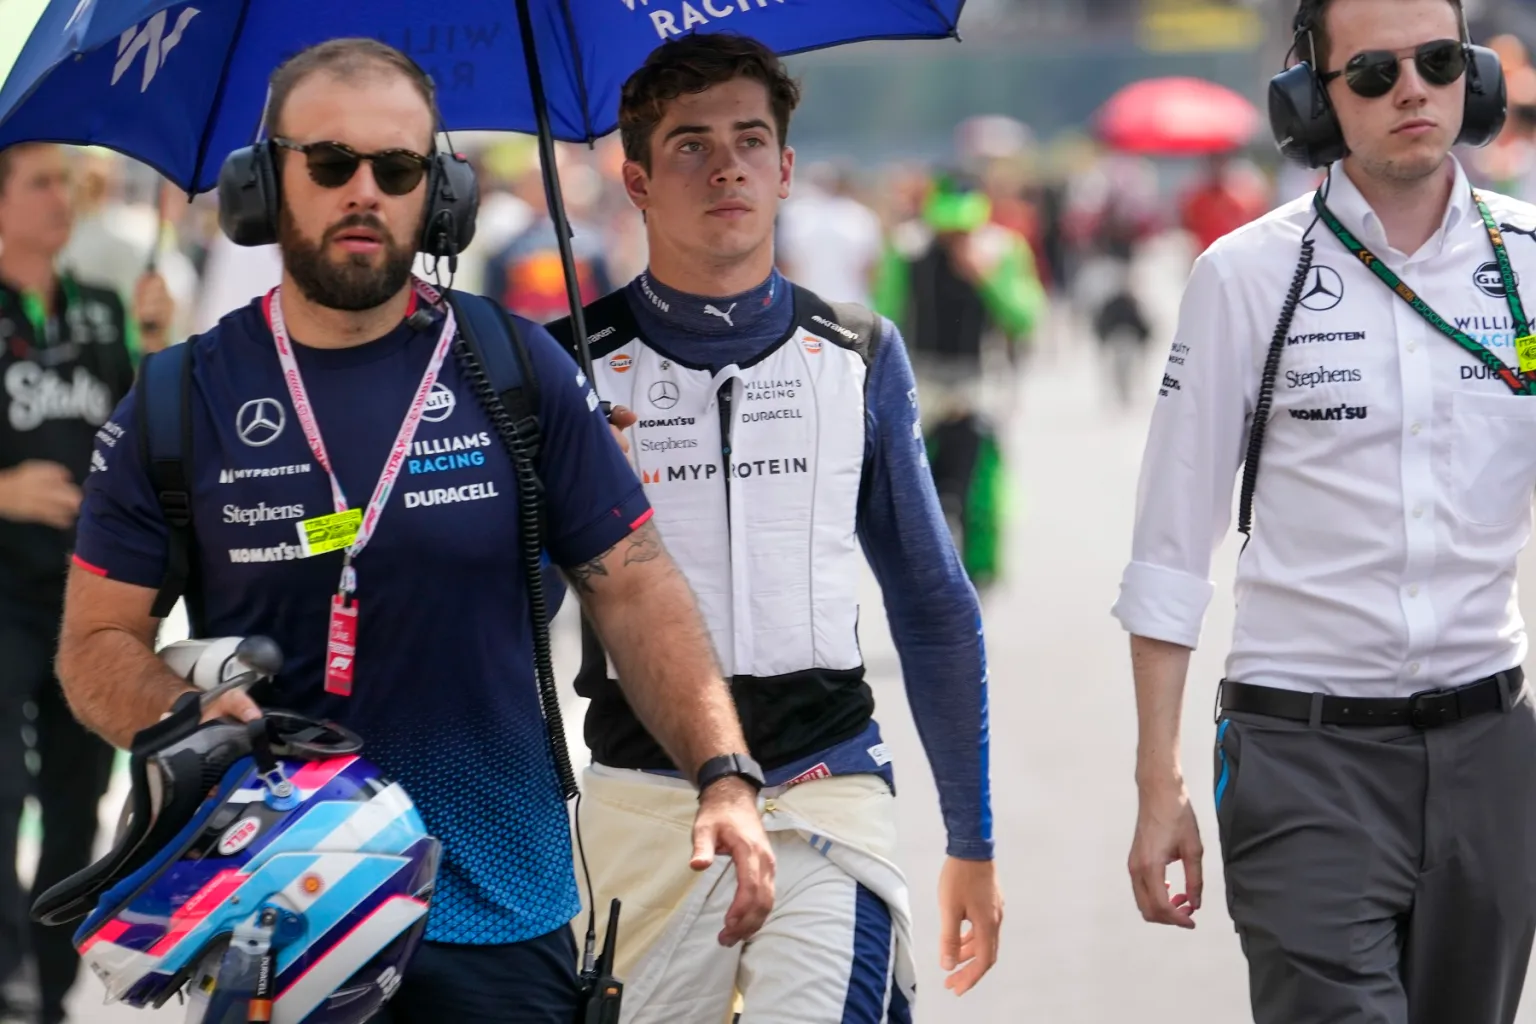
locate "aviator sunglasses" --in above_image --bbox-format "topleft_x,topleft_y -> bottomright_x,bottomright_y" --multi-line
1319,38 -> 1468,98
272,138 -> 432,196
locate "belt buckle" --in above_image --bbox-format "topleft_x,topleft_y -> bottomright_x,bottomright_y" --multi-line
1407,687 -> 1458,729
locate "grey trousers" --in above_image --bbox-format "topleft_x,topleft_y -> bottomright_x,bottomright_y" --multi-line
1214,682 -> 1536,1024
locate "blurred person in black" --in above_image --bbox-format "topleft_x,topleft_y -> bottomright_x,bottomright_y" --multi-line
0,142 -> 171,1024
1061,154 -> 1162,407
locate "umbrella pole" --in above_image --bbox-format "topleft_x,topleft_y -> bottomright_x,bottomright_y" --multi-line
513,0 -> 601,397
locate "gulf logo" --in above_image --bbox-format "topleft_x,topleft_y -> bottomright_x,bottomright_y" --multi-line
803,335 -> 823,355
610,353 -> 634,373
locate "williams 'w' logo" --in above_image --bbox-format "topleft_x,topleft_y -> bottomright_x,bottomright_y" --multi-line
641,469 -> 662,484
113,7 -> 199,93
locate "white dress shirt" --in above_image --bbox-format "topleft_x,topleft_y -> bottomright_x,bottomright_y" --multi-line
1112,158 -> 1536,697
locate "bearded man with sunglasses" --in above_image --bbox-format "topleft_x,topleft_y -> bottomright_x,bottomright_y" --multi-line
54,38 -> 774,1024
1115,0 -> 1536,1021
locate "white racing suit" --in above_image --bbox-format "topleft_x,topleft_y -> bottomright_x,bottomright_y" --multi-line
576,766 -> 915,1024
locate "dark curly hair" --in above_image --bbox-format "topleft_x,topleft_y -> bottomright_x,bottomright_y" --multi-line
619,34 -> 801,171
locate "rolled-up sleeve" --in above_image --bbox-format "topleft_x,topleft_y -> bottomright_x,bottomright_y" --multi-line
1112,249 -> 1254,648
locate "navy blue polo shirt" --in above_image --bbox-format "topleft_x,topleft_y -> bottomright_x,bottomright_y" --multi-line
75,294 -> 649,944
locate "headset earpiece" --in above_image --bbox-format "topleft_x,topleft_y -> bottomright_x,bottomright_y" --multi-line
1270,61 -> 1346,169
420,150 -> 478,259
1458,44 -> 1508,147
217,142 -> 281,247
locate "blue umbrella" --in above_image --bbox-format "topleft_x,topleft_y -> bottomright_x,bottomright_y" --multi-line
0,0 -> 964,368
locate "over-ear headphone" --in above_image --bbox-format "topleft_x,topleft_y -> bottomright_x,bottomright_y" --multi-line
217,141 -> 478,257
1268,0 -> 1507,168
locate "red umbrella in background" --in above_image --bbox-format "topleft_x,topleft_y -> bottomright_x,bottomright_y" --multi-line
1096,76 -> 1262,156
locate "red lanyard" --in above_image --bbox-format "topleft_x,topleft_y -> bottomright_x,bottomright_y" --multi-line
262,278 -> 458,693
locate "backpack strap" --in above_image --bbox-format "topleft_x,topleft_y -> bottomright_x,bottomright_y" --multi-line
545,289 -> 640,366
135,343 -> 196,621
792,286 -> 885,369
446,291 -> 541,460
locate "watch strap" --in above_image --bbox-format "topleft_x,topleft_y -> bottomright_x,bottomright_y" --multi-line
695,752 -> 765,795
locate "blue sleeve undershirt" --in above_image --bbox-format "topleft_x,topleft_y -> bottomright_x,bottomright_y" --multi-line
858,319 -> 994,861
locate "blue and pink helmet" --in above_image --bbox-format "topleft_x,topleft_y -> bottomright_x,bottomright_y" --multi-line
34,691 -> 439,1024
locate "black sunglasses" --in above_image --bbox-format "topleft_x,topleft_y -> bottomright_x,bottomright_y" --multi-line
1320,39 -> 1467,99
272,138 -> 431,196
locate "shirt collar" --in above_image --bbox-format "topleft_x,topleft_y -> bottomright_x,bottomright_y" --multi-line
1321,156 -> 1473,260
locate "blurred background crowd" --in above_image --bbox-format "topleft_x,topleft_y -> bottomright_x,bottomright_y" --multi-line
12,0 -> 1536,1020
15,0 -> 1536,419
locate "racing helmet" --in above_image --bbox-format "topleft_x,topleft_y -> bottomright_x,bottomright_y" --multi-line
32,638 -> 440,1024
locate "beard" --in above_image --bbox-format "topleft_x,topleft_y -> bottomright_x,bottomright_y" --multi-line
278,207 -> 417,312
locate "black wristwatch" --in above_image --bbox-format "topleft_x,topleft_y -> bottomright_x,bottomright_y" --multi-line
695,753 -> 765,797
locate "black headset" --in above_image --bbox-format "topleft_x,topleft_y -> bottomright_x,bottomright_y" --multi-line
1268,0 -> 1507,168
216,63 -> 479,259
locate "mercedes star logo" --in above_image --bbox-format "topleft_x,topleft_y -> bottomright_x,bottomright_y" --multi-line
649,380 -> 680,410
236,398 -> 286,447
1299,266 -> 1344,312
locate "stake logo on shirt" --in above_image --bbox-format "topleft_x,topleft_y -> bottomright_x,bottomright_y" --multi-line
5,361 -> 113,431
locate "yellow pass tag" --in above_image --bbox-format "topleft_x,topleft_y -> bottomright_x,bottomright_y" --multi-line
297,509 -> 362,558
1518,335 -> 1536,374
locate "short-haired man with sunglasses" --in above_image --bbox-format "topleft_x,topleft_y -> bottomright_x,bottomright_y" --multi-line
1116,0 -> 1536,1021
54,38 -> 773,1024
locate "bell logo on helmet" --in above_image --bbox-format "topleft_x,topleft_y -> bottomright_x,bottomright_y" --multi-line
217,817 -> 262,856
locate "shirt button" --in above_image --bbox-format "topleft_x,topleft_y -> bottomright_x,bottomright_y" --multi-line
1408,584 -> 1420,597
1409,662 -> 1421,675
1411,422 -> 1422,436
1413,506 -> 1424,519
1407,342 -> 1418,353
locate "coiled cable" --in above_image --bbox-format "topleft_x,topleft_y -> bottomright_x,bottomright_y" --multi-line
451,332 -> 577,800
1237,236 -> 1314,540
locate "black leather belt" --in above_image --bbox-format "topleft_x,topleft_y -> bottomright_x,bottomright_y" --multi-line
1219,667 -> 1523,729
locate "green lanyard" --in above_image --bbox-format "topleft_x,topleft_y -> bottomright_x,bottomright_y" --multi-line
0,275 -> 80,351
1313,190 -> 1536,396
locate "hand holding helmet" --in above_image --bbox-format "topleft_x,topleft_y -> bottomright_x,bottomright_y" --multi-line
31,637 -> 440,1024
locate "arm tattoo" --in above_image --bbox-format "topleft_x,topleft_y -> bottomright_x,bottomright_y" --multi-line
565,523 -> 663,594
565,553 -> 611,595
623,522 -> 663,566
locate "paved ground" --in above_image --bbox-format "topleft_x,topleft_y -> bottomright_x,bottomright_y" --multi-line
33,238 -> 1536,1021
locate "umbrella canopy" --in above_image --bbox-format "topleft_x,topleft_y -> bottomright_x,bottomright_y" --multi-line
1096,76 -> 1260,157
0,0 -> 964,193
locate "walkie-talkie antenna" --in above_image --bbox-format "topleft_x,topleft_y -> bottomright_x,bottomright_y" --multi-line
597,899 -> 622,977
